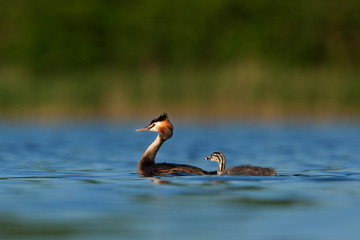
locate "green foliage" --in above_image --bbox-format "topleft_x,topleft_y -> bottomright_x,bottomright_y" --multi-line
0,0 -> 360,117
1,0 -> 360,72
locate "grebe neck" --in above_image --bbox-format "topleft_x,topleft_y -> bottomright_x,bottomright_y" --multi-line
138,134 -> 165,166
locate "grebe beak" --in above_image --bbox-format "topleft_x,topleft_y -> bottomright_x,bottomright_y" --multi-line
136,122 -> 156,132
135,126 -> 151,132
204,156 -> 210,160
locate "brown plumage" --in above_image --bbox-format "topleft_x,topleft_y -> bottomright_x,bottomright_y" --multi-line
136,113 -> 208,177
204,152 -> 276,176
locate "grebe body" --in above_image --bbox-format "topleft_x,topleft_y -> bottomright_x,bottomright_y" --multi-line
204,152 -> 276,176
136,113 -> 208,177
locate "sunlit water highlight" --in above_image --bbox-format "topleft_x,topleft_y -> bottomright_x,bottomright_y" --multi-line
0,121 -> 360,240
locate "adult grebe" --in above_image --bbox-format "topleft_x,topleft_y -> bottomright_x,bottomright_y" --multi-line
204,152 -> 276,176
136,113 -> 208,177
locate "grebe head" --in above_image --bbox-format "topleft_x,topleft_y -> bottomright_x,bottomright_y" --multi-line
204,152 -> 224,163
136,113 -> 173,140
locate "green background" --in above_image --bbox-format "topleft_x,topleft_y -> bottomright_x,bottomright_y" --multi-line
1,0 -> 359,119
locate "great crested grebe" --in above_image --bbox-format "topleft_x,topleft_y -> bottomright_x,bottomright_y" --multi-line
136,113 -> 208,177
204,152 -> 276,176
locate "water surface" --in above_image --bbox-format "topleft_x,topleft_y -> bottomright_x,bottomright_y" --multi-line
0,120 -> 360,240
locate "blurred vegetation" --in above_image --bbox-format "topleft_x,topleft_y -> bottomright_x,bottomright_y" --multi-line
0,0 -> 360,119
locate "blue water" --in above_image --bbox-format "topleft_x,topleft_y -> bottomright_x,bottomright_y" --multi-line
1,120 -> 360,240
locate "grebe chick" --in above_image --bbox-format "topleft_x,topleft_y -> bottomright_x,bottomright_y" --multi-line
136,113 -> 208,177
204,152 -> 276,176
